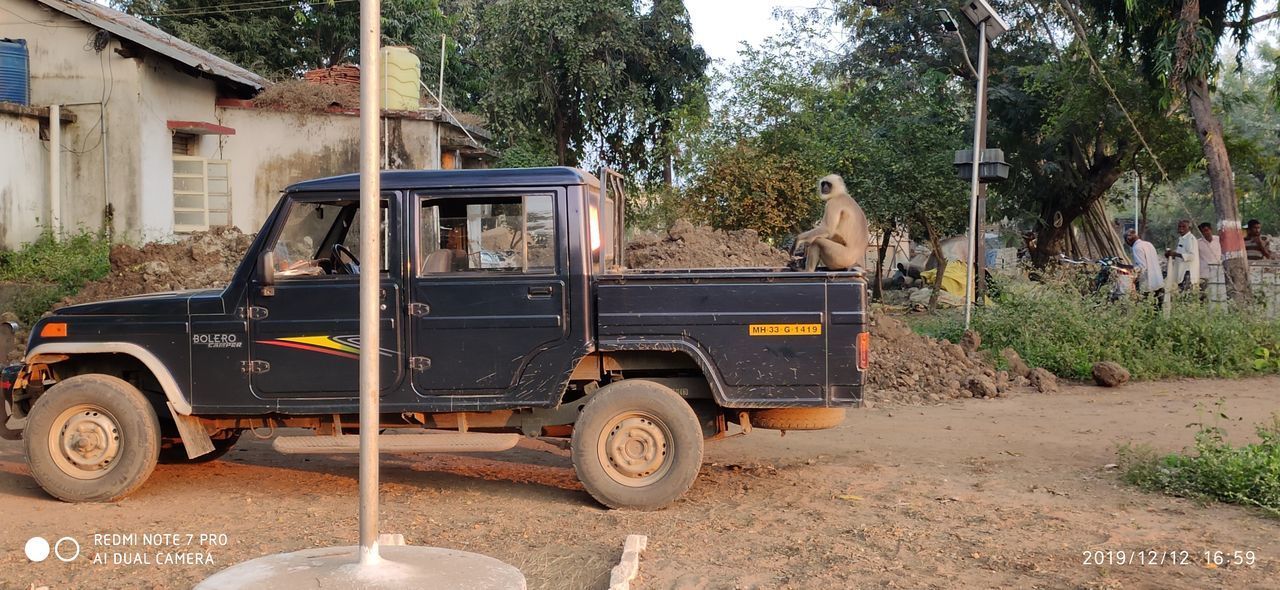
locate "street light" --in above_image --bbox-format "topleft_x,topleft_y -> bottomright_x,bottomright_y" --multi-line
941,1 -> 1008,331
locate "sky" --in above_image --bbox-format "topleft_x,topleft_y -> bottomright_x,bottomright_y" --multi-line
685,0 -> 816,65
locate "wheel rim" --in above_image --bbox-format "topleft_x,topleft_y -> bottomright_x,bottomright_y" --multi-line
47,404 -> 122,480
596,411 -> 673,488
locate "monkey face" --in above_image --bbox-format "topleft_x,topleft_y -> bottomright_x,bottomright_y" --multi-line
817,174 -> 847,200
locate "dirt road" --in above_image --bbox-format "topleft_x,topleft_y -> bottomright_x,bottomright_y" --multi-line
2,378 -> 1277,589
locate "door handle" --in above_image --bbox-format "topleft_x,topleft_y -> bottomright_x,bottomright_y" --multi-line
527,286 -> 553,298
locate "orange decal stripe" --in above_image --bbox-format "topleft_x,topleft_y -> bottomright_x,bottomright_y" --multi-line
257,340 -> 359,359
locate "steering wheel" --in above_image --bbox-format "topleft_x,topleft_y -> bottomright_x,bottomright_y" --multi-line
331,243 -> 360,275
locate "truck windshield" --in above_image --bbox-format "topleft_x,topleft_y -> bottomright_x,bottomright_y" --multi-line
271,198 -> 388,277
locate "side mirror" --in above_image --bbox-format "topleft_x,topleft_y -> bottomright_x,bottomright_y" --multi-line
260,251 -> 276,296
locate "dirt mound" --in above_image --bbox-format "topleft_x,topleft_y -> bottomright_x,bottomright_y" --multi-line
627,221 -> 789,269
60,227 -> 255,308
866,315 -> 1023,405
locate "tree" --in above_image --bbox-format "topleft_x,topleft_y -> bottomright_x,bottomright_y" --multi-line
632,0 -> 710,185
684,10 -> 970,300
1087,0 -> 1280,301
114,1 -> 463,83
826,2 -> 1198,265
473,0 -> 708,176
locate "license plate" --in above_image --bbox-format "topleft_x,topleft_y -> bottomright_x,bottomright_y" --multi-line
748,323 -> 822,336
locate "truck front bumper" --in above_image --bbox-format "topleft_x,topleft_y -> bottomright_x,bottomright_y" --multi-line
1,364 -> 25,440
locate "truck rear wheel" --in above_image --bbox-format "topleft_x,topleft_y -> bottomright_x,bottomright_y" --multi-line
24,374 -> 161,503
571,379 -> 703,510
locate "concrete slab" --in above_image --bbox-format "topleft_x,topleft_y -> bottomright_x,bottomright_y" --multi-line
195,545 -> 526,590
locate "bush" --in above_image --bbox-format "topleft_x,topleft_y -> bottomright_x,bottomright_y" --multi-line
627,185 -> 691,234
903,279 -> 1280,380
0,230 -> 110,324
1120,413 -> 1280,518
687,143 -> 818,243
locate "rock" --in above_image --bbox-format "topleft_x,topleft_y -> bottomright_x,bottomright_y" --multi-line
944,343 -> 967,363
1091,361 -> 1131,387
666,219 -> 696,240
190,235 -> 223,264
967,376 -> 998,398
960,330 -> 982,354
1028,368 -> 1058,394
142,260 -> 171,276
1000,347 -> 1032,378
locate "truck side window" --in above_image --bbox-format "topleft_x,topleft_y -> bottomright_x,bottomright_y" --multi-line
418,195 -> 555,275
271,198 -> 389,277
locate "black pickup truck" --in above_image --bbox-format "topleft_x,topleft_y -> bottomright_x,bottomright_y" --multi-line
2,167 -> 867,509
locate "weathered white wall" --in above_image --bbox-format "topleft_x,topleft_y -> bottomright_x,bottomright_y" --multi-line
136,57 -> 220,241
3,0 -> 456,246
0,0 -> 145,243
216,107 -> 442,233
0,111 -> 48,247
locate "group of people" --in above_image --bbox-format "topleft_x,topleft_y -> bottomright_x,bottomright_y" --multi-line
1125,219 -> 1273,304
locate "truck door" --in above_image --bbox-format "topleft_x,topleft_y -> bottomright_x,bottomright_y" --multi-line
409,191 -> 567,395
247,194 -> 404,398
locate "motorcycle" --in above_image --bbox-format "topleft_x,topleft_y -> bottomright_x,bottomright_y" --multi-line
1056,254 -> 1135,302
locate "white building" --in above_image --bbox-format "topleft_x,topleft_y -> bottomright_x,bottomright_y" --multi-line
0,0 -> 488,249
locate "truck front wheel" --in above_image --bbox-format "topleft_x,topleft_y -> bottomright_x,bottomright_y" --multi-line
24,374 -> 161,502
571,379 -> 703,510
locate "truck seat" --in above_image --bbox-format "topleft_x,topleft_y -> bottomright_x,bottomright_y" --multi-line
422,249 -> 454,274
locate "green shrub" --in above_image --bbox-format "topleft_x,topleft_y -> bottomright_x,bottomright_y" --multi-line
902,310 -> 964,342
1120,414 -> 1280,518
0,230 -> 110,324
901,279 -> 1280,380
627,185 -> 692,234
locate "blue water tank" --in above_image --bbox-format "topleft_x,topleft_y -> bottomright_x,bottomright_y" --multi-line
0,39 -> 30,106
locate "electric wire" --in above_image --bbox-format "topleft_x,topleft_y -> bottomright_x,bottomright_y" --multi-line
134,0 -> 360,19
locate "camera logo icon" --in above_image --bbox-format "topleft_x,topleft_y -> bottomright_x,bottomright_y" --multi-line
25,536 -> 80,562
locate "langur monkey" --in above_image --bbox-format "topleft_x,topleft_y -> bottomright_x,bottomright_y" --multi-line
795,174 -> 870,272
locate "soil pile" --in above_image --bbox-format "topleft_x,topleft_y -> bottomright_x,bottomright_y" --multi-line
866,315 -> 1026,405
60,227 -> 255,308
627,221 -> 789,269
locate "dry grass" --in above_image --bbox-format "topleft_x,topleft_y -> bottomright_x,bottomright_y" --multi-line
252,79 -> 361,111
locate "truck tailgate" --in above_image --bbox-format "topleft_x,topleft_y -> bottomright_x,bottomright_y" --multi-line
594,270 -> 866,408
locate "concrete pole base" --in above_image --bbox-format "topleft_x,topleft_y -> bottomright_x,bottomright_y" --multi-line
195,545 -> 526,590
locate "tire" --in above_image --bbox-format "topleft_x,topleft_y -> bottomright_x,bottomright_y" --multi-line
159,431 -> 240,464
571,379 -> 704,510
23,374 -> 161,502
747,407 -> 846,431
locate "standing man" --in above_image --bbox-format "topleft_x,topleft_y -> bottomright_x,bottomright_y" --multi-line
1197,222 -> 1222,296
1164,219 -> 1199,292
1127,229 -> 1164,308
1245,219 -> 1273,261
